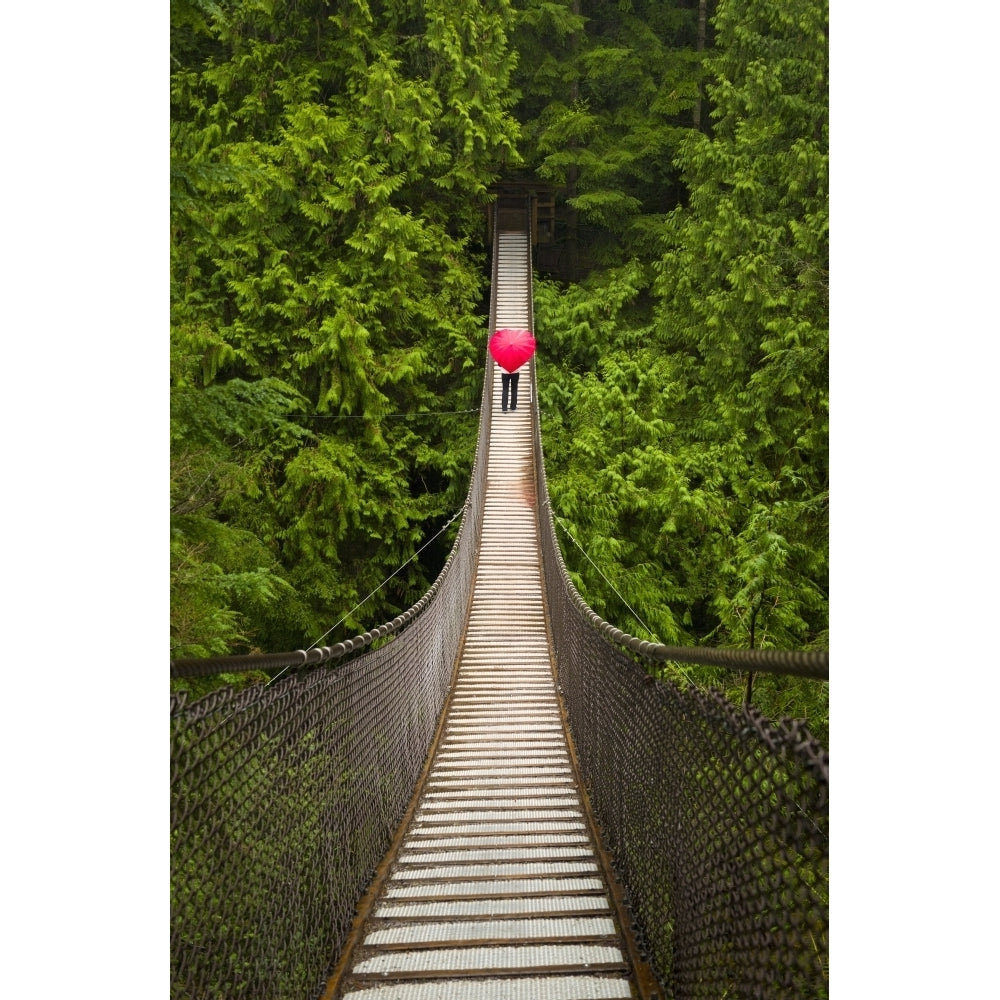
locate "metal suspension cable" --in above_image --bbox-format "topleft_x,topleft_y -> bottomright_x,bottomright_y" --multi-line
292,408 -> 480,420
305,504 -> 466,651
550,508 -> 659,642
252,505 -> 467,689
171,502 -> 471,679
531,382 -> 828,683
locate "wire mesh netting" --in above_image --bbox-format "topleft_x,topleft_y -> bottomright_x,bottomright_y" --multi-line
170,205 -> 828,1000
171,387 -> 490,1000
171,640 -> 454,999
533,384 -> 829,1000
168,210 -> 508,1000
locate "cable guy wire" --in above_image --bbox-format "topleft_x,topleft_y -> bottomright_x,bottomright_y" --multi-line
309,506 -> 465,649
292,409 -> 480,420
552,511 -> 660,644
264,505 -> 468,688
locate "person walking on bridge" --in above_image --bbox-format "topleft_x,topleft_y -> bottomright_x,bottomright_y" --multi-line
488,328 -> 536,414
501,364 -> 521,413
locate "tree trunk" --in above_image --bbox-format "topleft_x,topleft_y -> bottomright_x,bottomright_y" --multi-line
567,0 -> 581,281
694,0 -> 708,132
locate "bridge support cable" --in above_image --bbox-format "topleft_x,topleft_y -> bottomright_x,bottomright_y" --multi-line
170,254 -> 497,1000
170,195 -> 828,1000
325,208 -> 655,999
529,324 -> 829,994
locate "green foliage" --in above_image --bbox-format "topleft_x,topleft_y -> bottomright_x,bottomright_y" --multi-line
538,0 -> 828,736
171,0 -> 828,739
510,0 -> 704,270
653,0 -> 828,654
171,0 -> 521,659
171,330 -> 313,658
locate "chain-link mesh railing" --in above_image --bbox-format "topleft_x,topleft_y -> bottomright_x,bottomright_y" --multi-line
170,502 -> 484,1000
171,200 -> 828,1000
169,216 -> 501,1000
529,357 -> 829,999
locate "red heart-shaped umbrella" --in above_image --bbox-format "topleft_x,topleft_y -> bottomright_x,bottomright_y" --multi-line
489,328 -> 536,373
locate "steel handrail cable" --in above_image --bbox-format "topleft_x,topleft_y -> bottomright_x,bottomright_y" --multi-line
530,387 -> 828,680
170,206 -> 503,1000
526,252 -> 828,1000
172,212 -> 504,683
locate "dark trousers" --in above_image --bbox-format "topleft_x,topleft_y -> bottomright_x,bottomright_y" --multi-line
501,371 -> 520,411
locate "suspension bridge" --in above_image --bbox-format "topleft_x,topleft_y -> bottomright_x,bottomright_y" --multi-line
170,198 -> 829,1000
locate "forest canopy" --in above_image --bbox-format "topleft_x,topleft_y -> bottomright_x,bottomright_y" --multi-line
170,0 -> 827,731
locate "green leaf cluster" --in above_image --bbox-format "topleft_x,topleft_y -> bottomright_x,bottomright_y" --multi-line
510,0 -> 707,269
171,0 -> 522,662
171,0 -> 829,739
537,0 -> 828,734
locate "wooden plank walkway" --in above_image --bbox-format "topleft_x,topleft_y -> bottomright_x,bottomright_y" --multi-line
323,229 -> 650,1000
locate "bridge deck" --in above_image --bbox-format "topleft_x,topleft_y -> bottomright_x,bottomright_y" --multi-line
326,231 -> 646,999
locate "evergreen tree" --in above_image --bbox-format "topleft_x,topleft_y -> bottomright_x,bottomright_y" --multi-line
510,0 -> 706,273
537,0 -> 828,731
171,0 -> 521,658
171,0 -> 829,739
653,0 -> 828,651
